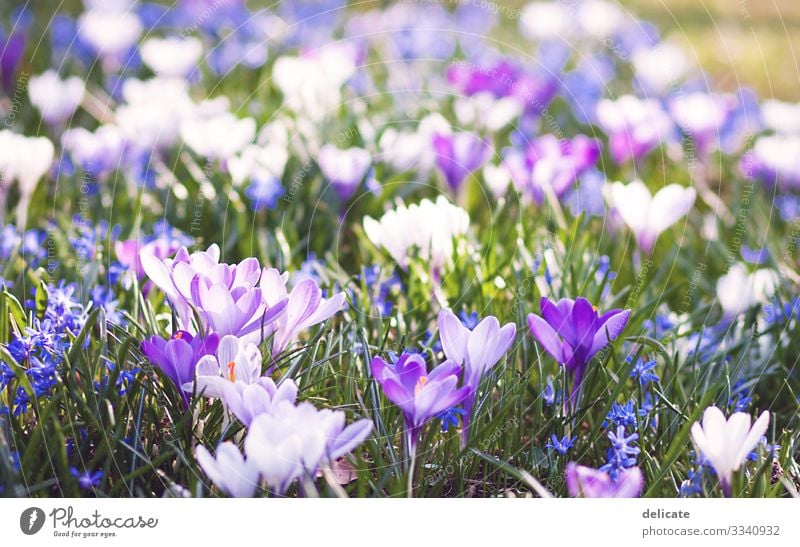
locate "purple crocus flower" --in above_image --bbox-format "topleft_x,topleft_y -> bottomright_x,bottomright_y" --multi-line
370,352 -> 470,456
432,131 -> 489,192
566,463 -> 643,498
505,135 -> 601,205
527,297 -> 630,403
0,31 -> 25,92
438,309 -> 516,446
596,95 -> 672,164
317,144 -> 372,201
141,330 -> 219,407
446,60 -> 558,112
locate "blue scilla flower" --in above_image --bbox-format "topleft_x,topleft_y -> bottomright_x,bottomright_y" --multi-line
458,311 -> 479,330
642,314 -> 675,340
90,286 -> 125,326
629,357 -> 659,385
245,176 -> 284,211
70,467 -> 103,490
542,378 -> 556,406
436,407 -> 467,433
545,434 -> 576,456
748,437 -> 781,461
680,450 -> 711,496
600,426 -> 640,479
729,380 -> 752,412
604,401 -> 638,428
0,361 -> 15,389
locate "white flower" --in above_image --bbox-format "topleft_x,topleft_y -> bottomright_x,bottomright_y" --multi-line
196,442 -> 260,498
761,99 -> 800,135
28,70 -> 85,124
140,37 -> 203,79
180,112 -> 256,162
363,196 -> 469,272
632,43 -> 690,94
578,0 -> 626,39
691,406 -> 769,496
0,131 -> 54,226
62,125 -> 126,174
273,45 -> 356,121
716,263 -> 779,319
454,93 -> 522,132
229,143 -> 288,187
520,2 -> 571,41
78,9 -> 142,66
189,335 -> 264,399
604,180 -> 696,254
482,164 -> 512,198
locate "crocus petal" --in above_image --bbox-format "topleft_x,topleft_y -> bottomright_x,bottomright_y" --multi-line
527,313 -> 565,362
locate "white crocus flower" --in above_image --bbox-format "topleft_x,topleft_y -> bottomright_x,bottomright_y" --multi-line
761,99 -> 800,135
28,70 -> 85,125
0,131 -> 55,227
716,263 -> 779,319
691,406 -> 770,496
363,196 -> 469,273
604,180 -> 696,255
520,2 -> 571,41
180,112 -> 256,163
229,143 -> 288,188
188,335 -> 264,399
78,8 -> 142,69
631,43 -> 690,94
140,37 -> 203,79
195,442 -> 259,498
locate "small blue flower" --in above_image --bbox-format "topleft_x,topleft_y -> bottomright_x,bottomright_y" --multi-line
458,311 -> 480,330
600,426 -> 640,479
629,357 -> 659,385
545,434 -> 575,455
604,401 -> 638,428
436,407 -> 467,432
245,176 -> 284,211
70,467 -> 103,490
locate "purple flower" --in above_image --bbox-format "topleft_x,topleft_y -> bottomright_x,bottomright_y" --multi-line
566,463 -> 643,498
596,95 -> 672,164
0,31 -> 25,92
370,352 -> 469,456
505,135 -> 600,205
527,297 -> 630,402
260,268 -> 347,356
318,144 -> 372,201
438,309 -> 516,445
141,331 -> 219,407
432,131 -> 489,192
545,434 -> 575,455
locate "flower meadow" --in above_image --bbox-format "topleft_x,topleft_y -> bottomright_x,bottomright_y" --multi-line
0,0 -> 799,500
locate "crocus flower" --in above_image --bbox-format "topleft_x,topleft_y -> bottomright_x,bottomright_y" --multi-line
505,134 -> 600,205
222,377 -> 298,427
140,244 -> 286,339
61,125 -> 126,176
716,263 -> 778,319
259,268 -> 347,356
741,134 -> 800,191
363,196 -> 469,276
0,31 -> 25,92
631,43 -> 690,95
0,131 -> 55,227
370,352 -> 470,455
690,406 -> 770,497
669,92 -> 734,156
317,144 -> 372,200
27,70 -> 85,125
527,297 -> 630,402
596,95 -> 672,164
196,442 -> 259,498
566,463 -> 643,498
140,36 -> 203,79
760,98 -> 800,135
78,7 -> 142,71
438,309 -> 516,445
141,330 -> 219,407
189,334 -> 266,399
180,111 -> 256,163
244,400 -> 372,495
604,180 -> 696,255
432,131 -> 489,192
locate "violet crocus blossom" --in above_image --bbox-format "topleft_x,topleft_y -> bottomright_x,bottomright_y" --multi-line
604,180 -> 696,255
141,331 -> 219,407
690,406 -> 770,497
432,131 -> 489,192
596,95 -> 672,164
438,309 -> 516,445
669,92 -> 734,156
222,378 -> 299,427
566,463 -> 644,498
188,334 -> 266,399
196,442 -> 260,498
0,31 -> 25,92
527,297 -> 630,402
244,400 -> 372,495
140,244 -> 287,340
370,352 -> 470,456
260,268 -> 347,356
317,144 -> 372,200
505,134 -> 600,205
